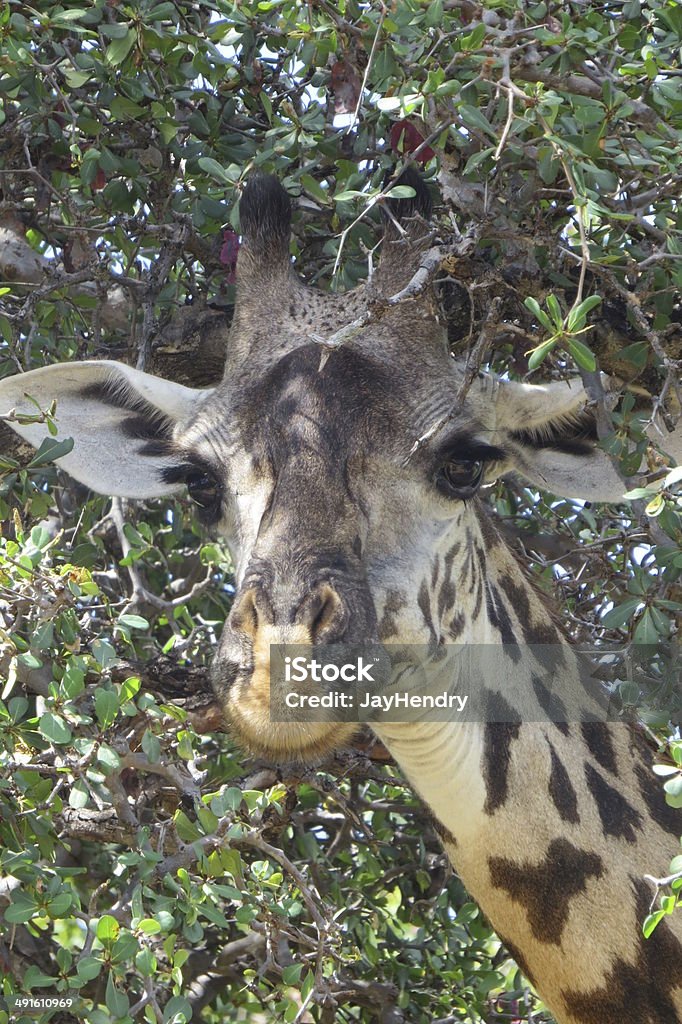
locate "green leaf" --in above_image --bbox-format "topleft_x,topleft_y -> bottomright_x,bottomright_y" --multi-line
566,337 -> 597,371
334,190 -> 365,202
282,964 -> 303,985
106,973 -> 129,1018
459,103 -> 494,137
174,809 -> 202,842
661,894 -> 677,915
118,613 -> 150,630
384,184 -> 417,199
643,909 -> 665,938
601,597 -> 641,628
617,342 -> 648,371
97,744 -> 121,771
101,22 -> 131,38
51,8 -> 89,22
633,608 -> 659,645
69,778 -> 90,808
97,915 -> 120,946
46,892 -> 73,917
155,910 -> 175,931
23,966 -> 55,989
527,338 -> 557,371
91,638 -> 117,668
623,486 -> 660,500
645,493 -> 665,517
76,956 -> 103,982
136,948 -> 157,977
196,805 -> 219,834
111,931 -> 140,963
17,652 -> 42,669
524,296 -> 553,332
663,775 -> 682,799
301,970 -> 314,1001
106,29 -> 136,66
197,157 -> 233,184
300,174 -> 330,204
567,294 -> 601,331
212,787 -> 244,813
137,918 -> 162,934
95,687 -> 119,728
546,293 -> 563,329
64,68 -> 92,88
142,729 -> 161,761
149,1 -> 178,18
4,893 -> 38,924
27,436 -> 74,468
119,676 -> 141,702
383,885 -> 402,916
38,712 -> 72,745
163,996 -> 192,1024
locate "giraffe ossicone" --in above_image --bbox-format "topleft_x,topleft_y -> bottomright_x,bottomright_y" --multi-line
2,168 -> 682,1023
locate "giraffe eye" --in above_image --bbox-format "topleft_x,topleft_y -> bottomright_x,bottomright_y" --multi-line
437,459 -> 484,498
186,470 -> 221,511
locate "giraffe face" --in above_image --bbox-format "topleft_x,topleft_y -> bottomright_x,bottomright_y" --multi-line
179,337 -> 501,759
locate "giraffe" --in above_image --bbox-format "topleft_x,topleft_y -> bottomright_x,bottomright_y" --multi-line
2,170 -> 682,1023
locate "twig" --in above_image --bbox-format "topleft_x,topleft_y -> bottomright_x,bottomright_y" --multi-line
494,55 -> 515,162
535,106 -> 590,310
136,219 -> 192,372
346,4 -> 386,135
644,870 -> 682,913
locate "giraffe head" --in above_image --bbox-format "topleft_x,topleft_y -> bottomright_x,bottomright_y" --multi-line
0,172 -> 664,761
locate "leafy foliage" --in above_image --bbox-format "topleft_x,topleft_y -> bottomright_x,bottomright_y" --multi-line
0,0 -> 681,1021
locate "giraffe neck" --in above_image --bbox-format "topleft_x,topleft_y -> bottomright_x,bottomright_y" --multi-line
373,510 -> 682,1024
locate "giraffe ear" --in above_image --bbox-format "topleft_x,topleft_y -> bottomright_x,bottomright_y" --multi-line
488,379 -> 633,503
0,361 -> 213,499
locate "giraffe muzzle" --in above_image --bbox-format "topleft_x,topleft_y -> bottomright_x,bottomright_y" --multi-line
210,566 -> 378,759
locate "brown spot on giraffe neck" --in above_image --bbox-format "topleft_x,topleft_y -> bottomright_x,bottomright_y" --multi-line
378,588 -> 407,639
489,838 -> 603,946
443,540 -> 461,578
580,721 -> 618,775
496,573 -> 563,646
547,740 -> 580,823
417,579 -> 438,645
447,611 -> 465,640
562,877 -> 682,1023
531,673 -> 570,737
585,763 -> 643,843
472,541 -> 486,595
472,577 -> 483,619
485,582 -> 520,652
482,689 -> 521,815
437,574 -> 456,620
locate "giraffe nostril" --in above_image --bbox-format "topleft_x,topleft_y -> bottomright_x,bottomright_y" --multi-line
312,585 -> 347,642
299,583 -> 349,644
230,587 -> 273,639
